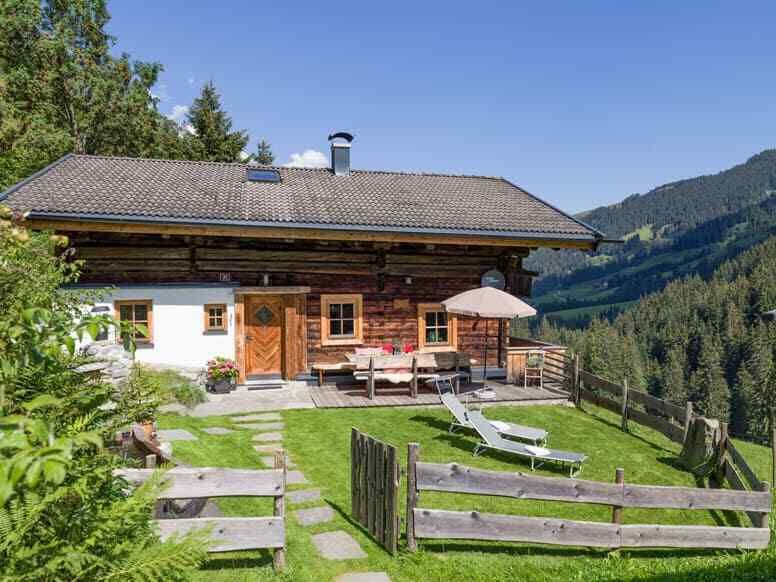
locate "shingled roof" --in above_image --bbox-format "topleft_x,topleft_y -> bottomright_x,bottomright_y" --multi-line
1,154 -> 603,243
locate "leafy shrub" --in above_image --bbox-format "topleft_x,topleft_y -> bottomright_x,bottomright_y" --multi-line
0,207 -> 207,580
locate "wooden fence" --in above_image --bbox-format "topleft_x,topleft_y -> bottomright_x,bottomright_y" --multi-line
116,452 -> 287,571
405,443 -> 771,551
351,428 -> 401,554
548,353 -> 693,445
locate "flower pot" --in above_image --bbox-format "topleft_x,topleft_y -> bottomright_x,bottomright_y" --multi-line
208,379 -> 233,394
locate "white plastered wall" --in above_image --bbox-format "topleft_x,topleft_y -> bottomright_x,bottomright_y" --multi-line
86,285 -> 237,368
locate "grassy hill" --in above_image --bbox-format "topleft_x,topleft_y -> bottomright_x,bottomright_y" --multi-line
528,150 -> 776,322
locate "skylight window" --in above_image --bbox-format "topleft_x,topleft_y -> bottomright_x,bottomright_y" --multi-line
246,169 -> 281,183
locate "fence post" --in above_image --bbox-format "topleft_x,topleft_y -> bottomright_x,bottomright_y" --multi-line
683,401 -> 694,444
573,355 -> 581,408
612,467 -> 625,527
620,379 -> 629,433
713,422 -> 729,486
771,423 -> 776,491
755,480 -> 771,529
351,428 -> 360,519
406,443 -> 419,552
273,448 -> 287,571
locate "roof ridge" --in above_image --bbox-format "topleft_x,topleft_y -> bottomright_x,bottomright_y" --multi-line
67,153 -> 504,180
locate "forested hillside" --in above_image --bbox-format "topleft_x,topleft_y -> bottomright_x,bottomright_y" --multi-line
535,236 -> 776,442
528,151 -> 776,322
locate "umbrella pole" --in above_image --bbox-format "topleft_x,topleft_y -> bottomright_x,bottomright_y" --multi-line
482,318 -> 488,384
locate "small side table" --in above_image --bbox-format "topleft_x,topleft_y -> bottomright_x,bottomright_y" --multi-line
312,363 -> 344,387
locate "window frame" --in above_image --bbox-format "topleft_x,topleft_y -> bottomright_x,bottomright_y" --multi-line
114,299 -> 153,344
320,294 -> 363,346
204,303 -> 228,333
417,303 -> 457,352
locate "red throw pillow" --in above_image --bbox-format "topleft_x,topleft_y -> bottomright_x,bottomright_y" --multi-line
403,343 -> 414,353
382,343 -> 393,354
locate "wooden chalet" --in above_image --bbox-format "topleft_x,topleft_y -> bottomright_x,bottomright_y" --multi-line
2,134 -> 603,386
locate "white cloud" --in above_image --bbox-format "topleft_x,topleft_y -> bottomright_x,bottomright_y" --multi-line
166,104 -> 189,124
284,149 -> 328,168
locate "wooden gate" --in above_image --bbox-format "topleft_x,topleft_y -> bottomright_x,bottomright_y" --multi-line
350,428 -> 400,554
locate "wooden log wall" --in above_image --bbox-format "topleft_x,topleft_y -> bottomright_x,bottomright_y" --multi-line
65,232 -> 531,366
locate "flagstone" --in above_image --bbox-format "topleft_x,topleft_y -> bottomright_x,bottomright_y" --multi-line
294,505 -> 334,526
312,531 -> 367,560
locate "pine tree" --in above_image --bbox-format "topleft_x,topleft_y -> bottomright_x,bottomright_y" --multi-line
747,323 -> 775,439
661,347 -> 687,403
186,82 -> 248,162
689,339 -> 730,421
253,139 -> 275,165
732,366 -> 756,437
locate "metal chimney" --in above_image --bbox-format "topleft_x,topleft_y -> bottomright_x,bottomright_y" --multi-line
328,132 -> 354,176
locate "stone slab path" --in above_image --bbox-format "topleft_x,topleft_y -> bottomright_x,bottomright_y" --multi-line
232,412 -> 282,422
253,432 -> 283,442
336,573 -> 391,582
287,488 -> 321,504
311,531 -> 367,560
201,427 -> 233,435
156,429 -> 197,441
161,381 -> 314,417
294,505 -> 334,526
238,421 -> 285,431
286,470 -> 308,485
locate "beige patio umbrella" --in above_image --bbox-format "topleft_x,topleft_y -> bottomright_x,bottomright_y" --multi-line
442,286 -> 537,382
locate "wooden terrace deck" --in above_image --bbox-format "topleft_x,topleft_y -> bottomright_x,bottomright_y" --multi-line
309,378 -> 570,409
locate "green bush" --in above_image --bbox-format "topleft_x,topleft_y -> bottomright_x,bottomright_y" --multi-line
0,207 -> 207,580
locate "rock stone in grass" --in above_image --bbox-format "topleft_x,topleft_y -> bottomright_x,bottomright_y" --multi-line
201,427 -> 233,435
288,488 -> 321,504
336,573 -> 391,582
679,416 -> 720,477
253,432 -> 283,442
156,429 -> 197,441
232,413 -> 282,422
286,470 -> 307,485
294,505 -> 334,526
312,531 -> 367,560
238,422 -> 285,431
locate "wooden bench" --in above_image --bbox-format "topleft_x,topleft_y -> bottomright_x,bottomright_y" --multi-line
350,352 -> 473,399
116,452 -> 287,571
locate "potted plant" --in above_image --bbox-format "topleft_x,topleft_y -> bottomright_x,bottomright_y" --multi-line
206,356 -> 239,393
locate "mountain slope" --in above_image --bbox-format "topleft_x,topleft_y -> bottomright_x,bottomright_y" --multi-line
527,149 -> 776,322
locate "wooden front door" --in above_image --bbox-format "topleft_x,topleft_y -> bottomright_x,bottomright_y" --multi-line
245,295 -> 283,376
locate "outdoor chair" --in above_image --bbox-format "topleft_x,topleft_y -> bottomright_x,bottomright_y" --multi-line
524,350 -> 544,389
439,392 -> 548,446
467,410 -> 587,477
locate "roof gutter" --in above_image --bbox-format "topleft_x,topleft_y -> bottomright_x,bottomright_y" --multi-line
26,211 -> 601,245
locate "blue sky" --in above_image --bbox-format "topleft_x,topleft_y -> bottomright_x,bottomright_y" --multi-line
107,1 -> 776,213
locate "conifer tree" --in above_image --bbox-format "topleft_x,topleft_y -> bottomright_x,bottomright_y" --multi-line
253,139 -> 275,165
661,347 -> 687,403
186,81 -> 248,162
689,339 -> 730,421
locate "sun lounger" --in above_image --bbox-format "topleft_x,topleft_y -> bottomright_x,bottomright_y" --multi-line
467,410 -> 587,477
440,392 -> 548,446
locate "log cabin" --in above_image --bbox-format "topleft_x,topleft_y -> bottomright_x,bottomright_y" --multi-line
1,134 -> 604,386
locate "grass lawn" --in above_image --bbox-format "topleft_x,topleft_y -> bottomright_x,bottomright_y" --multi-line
157,403 -> 776,581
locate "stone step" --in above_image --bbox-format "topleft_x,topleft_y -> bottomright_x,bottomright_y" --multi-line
287,488 -> 321,504
238,421 -> 285,431
201,427 -> 234,435
253,445 -> 283,454
260,455 -> 296,468
294,505 -> 334,526
253,432 -> 283,442
336,573 -> 391,582
312,531 -> 367,560
232,413 -> 282,422
287,470 -> 307,485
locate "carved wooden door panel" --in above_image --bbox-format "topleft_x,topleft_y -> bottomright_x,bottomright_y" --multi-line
245,295 -> 283,375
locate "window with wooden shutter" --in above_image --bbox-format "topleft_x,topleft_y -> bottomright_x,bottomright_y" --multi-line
114,300 -> 153,344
